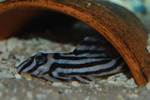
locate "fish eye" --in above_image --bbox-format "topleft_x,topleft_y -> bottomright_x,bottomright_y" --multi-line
35,53 -> 47,65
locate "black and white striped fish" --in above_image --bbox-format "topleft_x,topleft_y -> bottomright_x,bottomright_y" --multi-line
16,36 -> 126,83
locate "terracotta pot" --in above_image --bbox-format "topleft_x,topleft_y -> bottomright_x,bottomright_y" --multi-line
0,0 -> 149,86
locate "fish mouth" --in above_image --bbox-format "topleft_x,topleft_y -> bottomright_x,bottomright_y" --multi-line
16,59 -> 33,74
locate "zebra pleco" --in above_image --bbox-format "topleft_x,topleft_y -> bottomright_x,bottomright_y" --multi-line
16,35 -> 126,83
